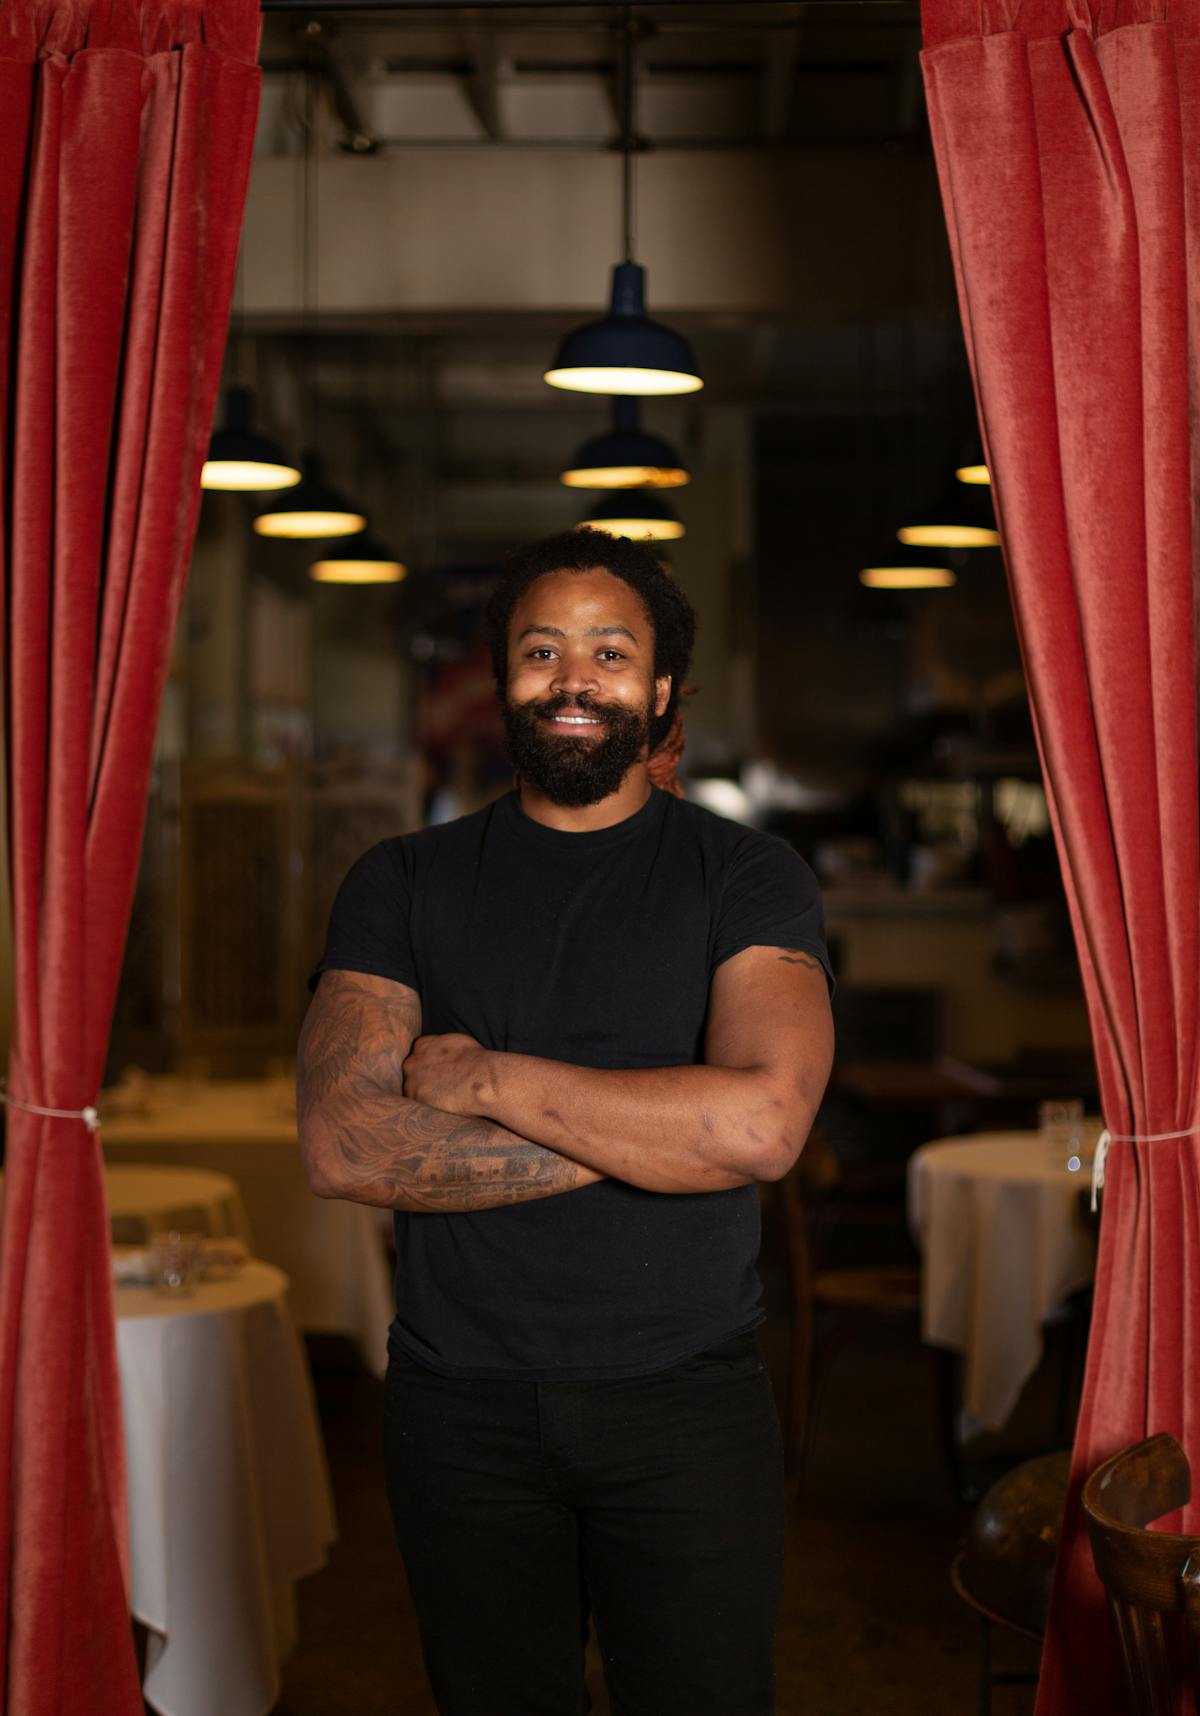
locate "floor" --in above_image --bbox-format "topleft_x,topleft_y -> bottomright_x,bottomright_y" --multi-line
275,1227 -> 1058,1716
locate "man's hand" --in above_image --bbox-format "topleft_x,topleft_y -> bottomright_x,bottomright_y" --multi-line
297,974 -> 604,1210
445,946 -> 834,1193
403,1032 -> 494,1118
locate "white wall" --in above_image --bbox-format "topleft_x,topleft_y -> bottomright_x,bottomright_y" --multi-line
826,893 -> 1092,1061
239,147 -> 949,319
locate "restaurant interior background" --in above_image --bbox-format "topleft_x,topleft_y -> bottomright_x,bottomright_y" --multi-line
98,1 -> 1091,1086
15,2 -> 1109,1710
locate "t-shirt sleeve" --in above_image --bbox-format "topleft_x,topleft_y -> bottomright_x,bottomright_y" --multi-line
307,840 -> 419,994
711,832 -> 835,993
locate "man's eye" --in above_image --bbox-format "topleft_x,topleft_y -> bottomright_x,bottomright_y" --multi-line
528,648 -> 556,661
599,650 -> 625,662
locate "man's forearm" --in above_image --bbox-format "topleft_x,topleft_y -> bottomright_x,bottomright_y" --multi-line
297,970 -> 602,1211
302,1094 -> 600,1212
398,950 -> 832,1195
476,1056 -> 805,1193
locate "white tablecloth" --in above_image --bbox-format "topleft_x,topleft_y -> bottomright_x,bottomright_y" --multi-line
105,1165 -> 253,1246
102,1078 -> 393,1376
907,1131 -> 1098,1433
0,1165 -> 252,1249
117,1262 -> 337,1716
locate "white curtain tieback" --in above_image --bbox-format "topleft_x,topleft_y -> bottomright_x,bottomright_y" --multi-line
0,1081 -> 100,1133
1091,1123 -> 1200,1211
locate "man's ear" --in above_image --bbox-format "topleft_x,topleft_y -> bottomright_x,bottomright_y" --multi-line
654,675 -> 672,719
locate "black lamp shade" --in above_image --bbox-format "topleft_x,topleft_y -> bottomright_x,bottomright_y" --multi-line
954,432 -> 991,485
859,539 -> 956,589
898,478 -> 1000,549
203,387 -> 302,492
309,533 -> 407,584
546,265 -> 703,397
253,451 -> 367,539
580,489 -> 685,541
561,398 -> 689,489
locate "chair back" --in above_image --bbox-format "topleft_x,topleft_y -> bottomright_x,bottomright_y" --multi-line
1082,1433 -> 1200,1715
829,984 -> 942,1063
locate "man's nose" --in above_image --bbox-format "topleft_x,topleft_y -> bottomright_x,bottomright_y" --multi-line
550,654 -> 600,696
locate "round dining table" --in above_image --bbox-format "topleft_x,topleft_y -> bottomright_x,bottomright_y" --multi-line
0,1164 -> 253,1249
116,1261 -> 337,1716
907,1130 -> 1100,1434
104,1163 -> 253,1246
101,1075 -> 394,1377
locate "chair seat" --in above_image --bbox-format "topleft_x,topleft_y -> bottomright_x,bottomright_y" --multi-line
954,1450 -> 1072,1638
810,1265 -> 922,1314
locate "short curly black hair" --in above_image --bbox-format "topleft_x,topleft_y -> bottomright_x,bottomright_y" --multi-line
483,529 -> 696,750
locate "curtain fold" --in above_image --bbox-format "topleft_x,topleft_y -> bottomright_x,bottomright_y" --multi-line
920,3 -> 1200,1709
0,5 -> 260,1709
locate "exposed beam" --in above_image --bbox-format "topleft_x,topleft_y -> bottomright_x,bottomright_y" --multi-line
321,40 -> 383,151
762,17 -> 803,139
894,38 -> 924,137
464,25 -> 509,140
604,13 -> 646,142
239,146 -> 949,319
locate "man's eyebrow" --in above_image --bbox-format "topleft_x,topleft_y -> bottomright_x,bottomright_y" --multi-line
515,623 -> 640,644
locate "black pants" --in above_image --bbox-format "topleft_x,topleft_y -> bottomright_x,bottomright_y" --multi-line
383,1331 -> 784,1716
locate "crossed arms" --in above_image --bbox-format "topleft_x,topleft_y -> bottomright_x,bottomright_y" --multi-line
297,973 -> 602,1212
297,947 -> 834,1213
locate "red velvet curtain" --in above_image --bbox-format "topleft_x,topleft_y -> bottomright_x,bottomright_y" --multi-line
920,2 -> 1200,1709
0,4 -> 260,1709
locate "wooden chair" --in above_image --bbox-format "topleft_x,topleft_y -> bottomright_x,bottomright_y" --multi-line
768,1132 -> 921,1491
772,1132 -> 1036,1503
952,1449 -> 1070,1716
1083,1433 -> 1200,1714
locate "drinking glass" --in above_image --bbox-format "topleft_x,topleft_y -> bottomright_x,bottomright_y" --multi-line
149,1229 -> 201,1297
1039,1099 -> 1087,1173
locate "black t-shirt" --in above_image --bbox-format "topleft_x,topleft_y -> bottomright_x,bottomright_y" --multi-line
309,786 -> 832,1380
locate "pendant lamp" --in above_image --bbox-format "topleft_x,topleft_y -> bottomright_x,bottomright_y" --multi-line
257,35 -> 367,543
860,564 -> 956,590
561,397 -> 689,489
203,386 -> 302,492
953,431 -> 990,486
254,451 -> 367,539
546,265 -> 702,398
897,479 -> 1000,549
310,533 -> 407,584
859,540 -> 955,589
545,16 -> 701,398
581,491 -> 685,542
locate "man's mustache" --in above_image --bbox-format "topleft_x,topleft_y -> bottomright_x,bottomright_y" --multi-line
530,692 -> 616,721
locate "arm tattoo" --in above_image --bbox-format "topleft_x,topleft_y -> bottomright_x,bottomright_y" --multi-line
297,972 -> 415,1129
298,971 -> 595,1212
776,948 -> 824,972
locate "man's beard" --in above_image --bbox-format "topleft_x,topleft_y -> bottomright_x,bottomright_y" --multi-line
503,690 -> 652,809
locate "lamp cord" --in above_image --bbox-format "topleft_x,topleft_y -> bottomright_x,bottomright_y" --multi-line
620,6 -> 636,264
233,232 -> 246,390
302,22 -> 320,448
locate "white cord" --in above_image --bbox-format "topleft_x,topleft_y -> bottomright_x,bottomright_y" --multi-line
1091,1122 -> 1200,1211
0,1081 -> 100,1133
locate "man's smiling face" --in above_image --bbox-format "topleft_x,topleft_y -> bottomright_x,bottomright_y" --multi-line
503,567 -> 671,808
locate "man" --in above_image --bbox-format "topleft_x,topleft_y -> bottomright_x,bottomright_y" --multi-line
298,529 -> 835,1716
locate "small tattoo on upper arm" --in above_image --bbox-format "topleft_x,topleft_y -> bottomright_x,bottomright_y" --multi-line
776,949 -> 823,971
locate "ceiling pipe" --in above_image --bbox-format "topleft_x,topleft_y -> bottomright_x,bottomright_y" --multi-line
261,2 -> 827,13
